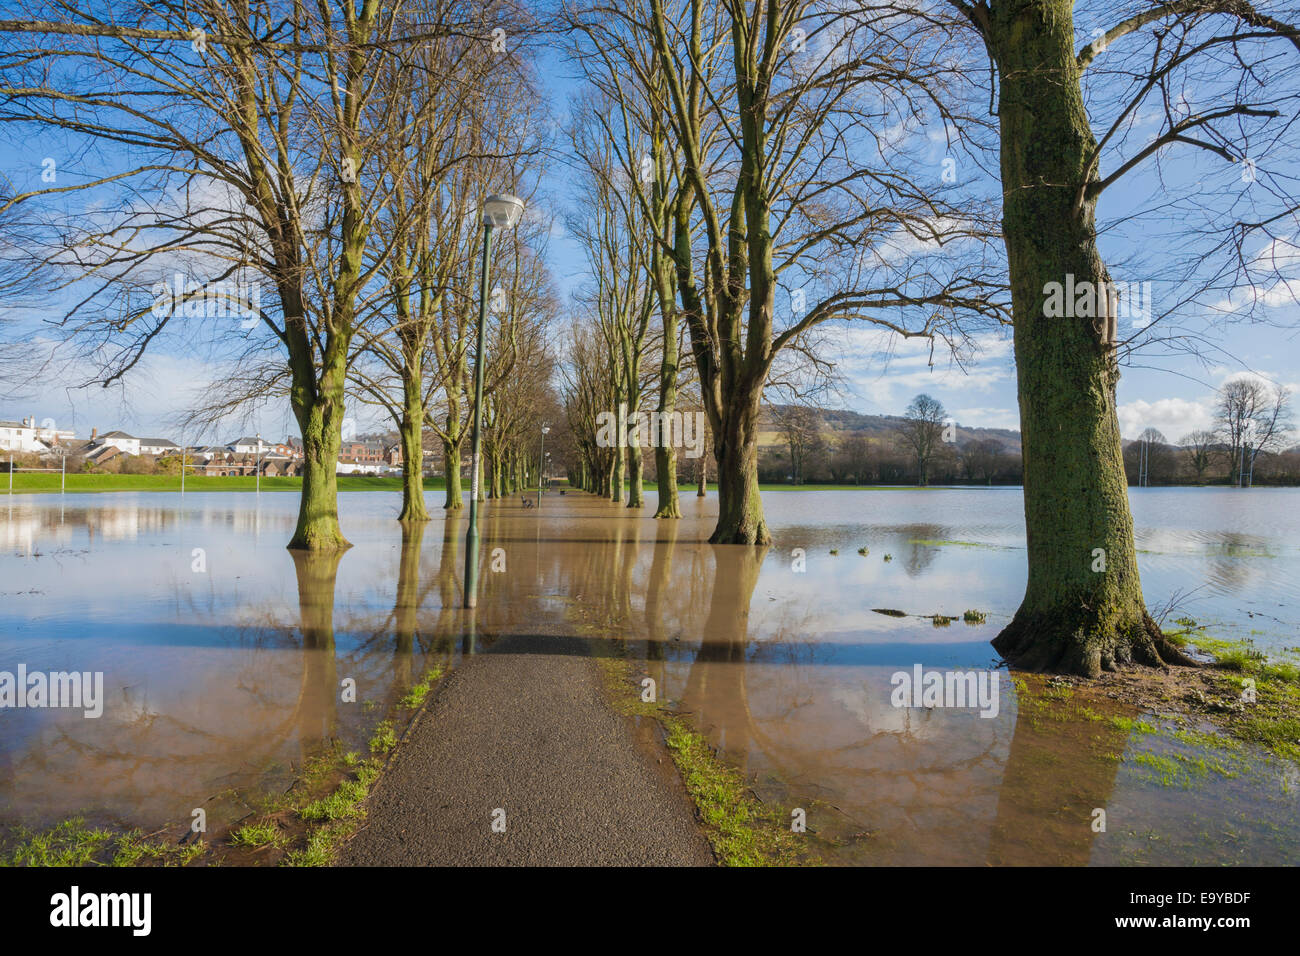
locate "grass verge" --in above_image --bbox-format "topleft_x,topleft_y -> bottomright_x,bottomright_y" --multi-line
597,656 -> 805,866
0,665 -> 449,867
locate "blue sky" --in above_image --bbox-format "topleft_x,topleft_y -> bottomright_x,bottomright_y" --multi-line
2,14 -> 1297,446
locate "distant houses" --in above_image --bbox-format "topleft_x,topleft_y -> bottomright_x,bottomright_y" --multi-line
1,416 -> 407,477
336,437 -> 402,474
139,437 -> 181,456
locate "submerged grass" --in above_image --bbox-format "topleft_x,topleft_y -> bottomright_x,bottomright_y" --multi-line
1,658 -> 449,867
1166,620 -> 1300,765
1,818 -> 206,867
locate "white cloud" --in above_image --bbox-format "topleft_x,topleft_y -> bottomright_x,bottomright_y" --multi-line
1117,397 -> 1212,441
951,406 -> 1020,431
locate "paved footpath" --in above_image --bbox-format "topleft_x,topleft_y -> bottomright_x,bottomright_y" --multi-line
338,632 -> 715,866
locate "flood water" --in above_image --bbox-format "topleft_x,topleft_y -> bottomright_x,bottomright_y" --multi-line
2,486 -> 1298,864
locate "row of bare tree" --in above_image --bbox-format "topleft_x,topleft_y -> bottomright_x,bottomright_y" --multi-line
554,0 -> 1300,676
0,0 -> 561,545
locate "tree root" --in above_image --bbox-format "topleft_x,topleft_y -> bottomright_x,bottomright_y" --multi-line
993,603 -> 1199,678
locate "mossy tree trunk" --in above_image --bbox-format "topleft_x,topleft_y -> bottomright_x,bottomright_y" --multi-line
981,0 -> 1193,676
397,358 -> 429,523
610,434 -> 623,503
651,179 -> 686,520
286,278 -> 351,551
442,428 -> 462,510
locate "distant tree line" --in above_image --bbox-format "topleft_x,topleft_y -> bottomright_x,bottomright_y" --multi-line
753,382 -> 1299,487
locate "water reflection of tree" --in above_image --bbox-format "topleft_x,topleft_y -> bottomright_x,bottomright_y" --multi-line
291,549 -> 344,751
899,523 -> 946,577
1204,531 -> 1270,594
391,521 -> 425,689
681,545 -> 768,770
643,520 -> 680,690
988,678 -> 1132,866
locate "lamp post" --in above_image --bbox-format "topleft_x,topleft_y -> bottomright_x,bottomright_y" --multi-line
255,433 -> 262,493
465,193 -> 525,609
537,425 -> 550,508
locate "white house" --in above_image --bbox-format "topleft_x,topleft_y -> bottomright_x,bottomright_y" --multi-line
138,437 -> 181,456
227,436 -> 266,455
336,459 -> 385,475
92,430 -> 141,456
0,420 -> 37,452
0,417 -> 76,452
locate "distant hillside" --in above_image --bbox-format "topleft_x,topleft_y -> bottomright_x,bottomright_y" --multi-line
759,404 -> 1022,452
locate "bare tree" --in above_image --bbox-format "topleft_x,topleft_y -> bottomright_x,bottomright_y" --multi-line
1214,378 -> 1294,484
566,0 -> 1008,544
894,394 -> 948,487
1178,429 -> 1217,483
772,404 -> 824,484
0,0 -> 493,549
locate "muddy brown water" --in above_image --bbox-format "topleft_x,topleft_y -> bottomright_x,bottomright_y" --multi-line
2,487 -> 1298,863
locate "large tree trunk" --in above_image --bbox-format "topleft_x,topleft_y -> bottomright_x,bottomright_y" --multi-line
652,294 -> 681,518
398,363 -> 429,523
488,447 -> 500,499
610,442 -> 623,503
627,444 -> 644,508
442,436 -> 462,510
654,443 -> 680,517
710,396 -> 768,544
289,381 -> 350,551
987,0 -> 1192,677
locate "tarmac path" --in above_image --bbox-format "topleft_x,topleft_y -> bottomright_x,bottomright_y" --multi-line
338,631 -> 715,866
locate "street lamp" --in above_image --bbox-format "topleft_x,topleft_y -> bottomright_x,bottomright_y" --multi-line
255,433 -> 262,493
537,425 -> 550,508
465,193 -> 525,609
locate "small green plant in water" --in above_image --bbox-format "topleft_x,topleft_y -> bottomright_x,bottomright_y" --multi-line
230,820 -> 285,849
369,720 -> 398,755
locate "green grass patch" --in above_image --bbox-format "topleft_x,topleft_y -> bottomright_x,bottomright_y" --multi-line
368,720 -> 398,755
1,818 -> 205,867
2,818 -> 114,866
597,658 -> 804,866
397,666 -> 445,709
6,473 -> 448,495
229,820 -> 286,850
